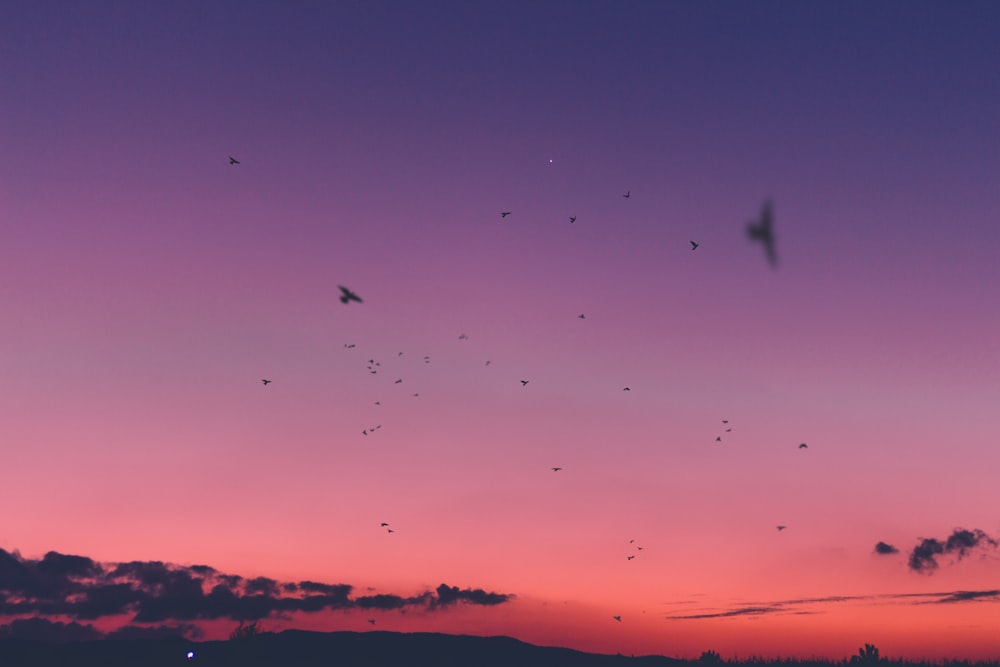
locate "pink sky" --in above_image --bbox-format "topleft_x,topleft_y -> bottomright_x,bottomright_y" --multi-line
2,1 -> 998,661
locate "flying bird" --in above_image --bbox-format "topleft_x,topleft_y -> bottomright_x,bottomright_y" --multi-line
777,525 -> 787,531
501,211 -> 512,218
228,156 -> 240,165
552,467 -> 563,472
627,555 -> 635,560
380,522 -> 389,527
569,216 -> 577,223
387,528 -> 395,534
690,241 -> 699,250
722,420 -> 729,424
623,387 -> 630,391
746,199 -> 778,267
799,443 -> 808,449
613,615 -> 622,622
261,379 -> 271,386
622,191 -> 631,199
367,619 -> 376,625
715,436 -> 722,442
578,313 -> 586,319
520,380 -> 529,386
338,285 -> 363,304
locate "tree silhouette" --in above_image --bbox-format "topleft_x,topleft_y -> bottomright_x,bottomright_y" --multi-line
701,649 -> 723,664
850,643 -> 881,664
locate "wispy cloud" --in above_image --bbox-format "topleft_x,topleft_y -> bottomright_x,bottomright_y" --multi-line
664,589 -> 1000,621
0,547 -> 513,637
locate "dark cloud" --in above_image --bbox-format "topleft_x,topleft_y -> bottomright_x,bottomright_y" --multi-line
0,547 -> 513,635
907,528 -> 997,573
0,618 -> 103,643
874,541 -> 899,555
433,584 -> 511,607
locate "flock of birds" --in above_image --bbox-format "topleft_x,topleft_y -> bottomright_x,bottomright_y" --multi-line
231,154 -> 794,625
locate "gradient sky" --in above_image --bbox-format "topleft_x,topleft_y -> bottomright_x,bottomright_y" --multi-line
2,0 -> 999,661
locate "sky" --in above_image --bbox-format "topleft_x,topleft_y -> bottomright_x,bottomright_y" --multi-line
2,0 -> 999,661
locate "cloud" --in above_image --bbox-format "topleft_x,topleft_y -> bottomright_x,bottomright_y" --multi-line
907,528 -> 998,573
666,605 -> 785,620
0,547 -> 513,638
873,541 -> 899,555
928,590 -> 1000,604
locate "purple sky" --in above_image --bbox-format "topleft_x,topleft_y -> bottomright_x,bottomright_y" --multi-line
2,1 -> 999,660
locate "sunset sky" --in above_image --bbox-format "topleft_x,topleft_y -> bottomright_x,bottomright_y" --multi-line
2,0 -> 999,661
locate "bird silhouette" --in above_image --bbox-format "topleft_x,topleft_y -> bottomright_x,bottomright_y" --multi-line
613,615 -> 622,622
458,333 -> 469,340
367,619 -> 376,625
520,380 -> 529,386
380,522 -> 389,527
229,156 -> 240,165
578,313 -> 586,319
690,241 -> 699,250
799,443 -> 808,449
627,555 -> 635,560
387,528 -> 395,533
725,428 -> 732,432
747,199 -> 777,267
722,420 -> 729,424
623,387 -> 630,391
622,191 -> 631,199
715,436 -> 722,442
777,525 -> 786,531
338,285 -> 363,304
261,379 -> 271,386
501,211 -> 512,218
569,216 -> 577,223
551,467 -> 563,472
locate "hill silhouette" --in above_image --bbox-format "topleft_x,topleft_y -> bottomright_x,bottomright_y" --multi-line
0,629 -> 688,667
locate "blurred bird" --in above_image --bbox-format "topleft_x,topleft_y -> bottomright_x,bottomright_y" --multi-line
520,380 -> 529,386
261,379 -> 271,386
380,522 -> 389,527
569,216 -> 577,223
799,443 -> 808,449
552,467 -> 563,472
387,528 -> 395,534
623,387 -> 630,391
627,555 -> 635,560
715,436 -> 722,442
690,241 -> 699,250
338,285 -> 363,304
229,156 -> 240,165
622,191 -> 631,199
613,616 -> 622,622
578,313 -> 586,319
368,619 -> 376,625
501,211 -> 512,218
747,199 -> 777,267
777,525 -> 786,531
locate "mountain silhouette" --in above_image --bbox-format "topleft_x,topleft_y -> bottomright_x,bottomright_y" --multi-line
0,630 -> 691,667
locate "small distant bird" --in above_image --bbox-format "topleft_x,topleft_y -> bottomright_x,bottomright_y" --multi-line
344,343 -> 356,349
520,380 -> 529,386
261,379 -> 271,386
747,199 -> 777,267
485,360 -> 491,366
622,190 -> 631,199
569,216 -> 577,223
623,387 -> 630,391
725,428 -> 732,432
578,313 -> 586,319
776,525 -> 786,531
715,436 -> 722,442
551,467 -> 562,472
394,379 -> 402,384
627,555 -> 635,560
798,443 -> 808,449
629,539 -> 635,544
380,522 -> 389,527
613,615 -> 622,622
374,401 -> 380,405
362,430 -> 368,436
722,420 -> 729,424
338,285 -> 363,304
458,333 -> 469,340
501,211 -> 512,218
368,619 -> 376,625
690,241 -> 699,250
636,546 -> 644,551
387,528 -> 395,534
229,156 -> 240,165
